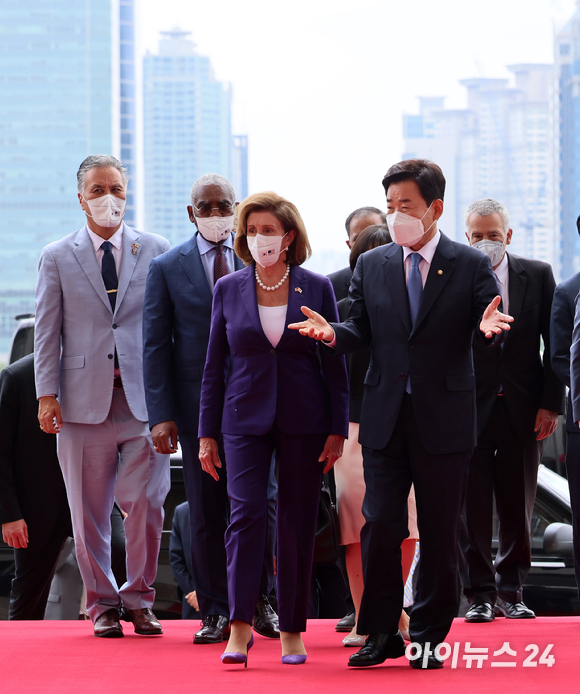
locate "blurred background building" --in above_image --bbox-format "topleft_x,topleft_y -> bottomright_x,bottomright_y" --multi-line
0,0 -> 137,353
403,65 -> 553,269
143,28 -> 247,247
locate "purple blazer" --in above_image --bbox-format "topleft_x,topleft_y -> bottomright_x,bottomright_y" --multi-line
198,264 -> 349,439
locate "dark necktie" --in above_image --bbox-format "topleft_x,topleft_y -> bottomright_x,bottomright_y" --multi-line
406,253 -> 423,395
408,252 -> 423,326
214,244 -> 227,285
101,241 -> 118,311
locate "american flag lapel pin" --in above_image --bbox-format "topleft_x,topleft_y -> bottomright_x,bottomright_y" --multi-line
295,287 -> 302,293
131,243 -> 140,255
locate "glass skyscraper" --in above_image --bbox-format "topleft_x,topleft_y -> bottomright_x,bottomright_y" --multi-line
555,2 -> 580,280
0,0 -> 136,354
403,66 -> 553,267
143,29 -> 246,246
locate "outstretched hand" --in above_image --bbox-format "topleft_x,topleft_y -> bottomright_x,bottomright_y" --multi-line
480,295 -> 513,338
288,306 -> 335,342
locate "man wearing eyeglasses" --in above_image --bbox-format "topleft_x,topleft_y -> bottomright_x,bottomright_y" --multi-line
143,173 -> 278,644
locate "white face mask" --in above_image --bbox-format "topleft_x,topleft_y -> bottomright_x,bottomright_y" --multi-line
196,215 -> 235,244
386,203 -> 435,247
472,239 -> 506,268
247,233 -> 289,268
83,194 -> 126,228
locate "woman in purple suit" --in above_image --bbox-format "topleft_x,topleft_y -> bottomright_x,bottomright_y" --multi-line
199,192 -> 349,666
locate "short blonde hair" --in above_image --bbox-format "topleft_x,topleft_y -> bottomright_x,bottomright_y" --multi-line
234,191 -> 312,266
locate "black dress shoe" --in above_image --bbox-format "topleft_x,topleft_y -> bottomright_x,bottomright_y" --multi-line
494,598 -> 535,619
464,602 -> 495,623
94,608 -> 124,638
409,645 -> 444,670
121,607 -> 163,635
335,611 -> 356,632
252,594 -> 280,639
193,614 -> 231,644
347,632 -> 406,667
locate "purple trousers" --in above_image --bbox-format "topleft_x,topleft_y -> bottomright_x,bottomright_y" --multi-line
223,427 -> 326,632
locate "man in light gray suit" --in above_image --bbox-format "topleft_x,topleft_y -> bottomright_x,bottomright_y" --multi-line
35,155 -> 171,638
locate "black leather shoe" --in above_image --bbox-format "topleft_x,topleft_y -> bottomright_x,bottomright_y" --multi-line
193,614 -> 231,644
121,607 -> 163,635
494,598 -> 535,619
335,611 -> 356,632
464,602 -> 495,623
94,608 -> 124,638
347,632 -> 406,667
409,644 -> 444,670
252,594 -> 280,639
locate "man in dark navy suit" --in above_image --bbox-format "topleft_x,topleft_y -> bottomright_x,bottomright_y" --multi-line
143,174 -> 278,644
291,159 -> 512,669
554,215 -> 580,596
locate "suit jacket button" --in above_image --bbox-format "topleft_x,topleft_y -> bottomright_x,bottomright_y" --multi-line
270,349 -> 276,354
108,354 -> 114,360
400,373 -> 405,379
112,324 -> 117,329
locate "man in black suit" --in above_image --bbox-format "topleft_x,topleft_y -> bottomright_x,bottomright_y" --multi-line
0,354 -> 73,619
462,199 -> 564,624
290,159 -> 511,669
328,207 -> 386,302
558,220 -> 580,593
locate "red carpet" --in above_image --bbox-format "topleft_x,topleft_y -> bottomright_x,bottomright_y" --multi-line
0,618 -> 576,693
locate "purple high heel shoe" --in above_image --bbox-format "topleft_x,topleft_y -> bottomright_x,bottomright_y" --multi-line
281,654 -> 307,665
221,634 -> 255,668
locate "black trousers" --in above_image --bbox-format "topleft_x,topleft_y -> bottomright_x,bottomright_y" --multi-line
357,394 -> 470,645
463,396 -> 542,604
565,429 -> 580,596
9,495 -> 72,620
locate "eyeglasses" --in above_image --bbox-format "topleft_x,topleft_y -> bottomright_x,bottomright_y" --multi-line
193,202 -> 234,217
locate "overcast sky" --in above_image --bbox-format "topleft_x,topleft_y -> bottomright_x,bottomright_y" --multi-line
138,0 -> 577,257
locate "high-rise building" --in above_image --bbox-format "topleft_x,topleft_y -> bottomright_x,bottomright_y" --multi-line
143,29 -> 246,246
403,66 -> 553,266
0,0 -> 137,354
555,1 -> 580,281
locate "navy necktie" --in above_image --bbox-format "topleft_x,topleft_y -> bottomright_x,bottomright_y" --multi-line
408,252 -> 423,326
101,241 -> 118,311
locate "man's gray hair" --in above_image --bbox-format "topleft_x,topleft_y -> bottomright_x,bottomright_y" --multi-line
190,173 -> 236,206
77,155 -> 128,194
465,198 -> 510,232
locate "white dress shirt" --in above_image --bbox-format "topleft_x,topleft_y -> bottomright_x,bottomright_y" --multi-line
402,230 -> 441,287
493,252 -> 510,314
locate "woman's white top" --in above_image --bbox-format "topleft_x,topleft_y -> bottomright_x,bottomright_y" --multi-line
257,304 -> 287,347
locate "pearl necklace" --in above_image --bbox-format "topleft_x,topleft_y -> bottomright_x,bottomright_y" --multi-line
255,263 -> 290,291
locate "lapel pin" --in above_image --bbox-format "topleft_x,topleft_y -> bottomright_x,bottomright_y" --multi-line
295,287 -> 302,293
437,269 -> 443,275
131,243 -> 140,255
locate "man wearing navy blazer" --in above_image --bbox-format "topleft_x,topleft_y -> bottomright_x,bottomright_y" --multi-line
35,155 -> 170,638
142,173 -> 278,644
291,159 -> 512,669
557,224 -> 580,594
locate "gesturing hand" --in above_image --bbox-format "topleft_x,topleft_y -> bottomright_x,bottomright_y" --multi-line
198,437 -> 222,481
480,295 -> 513,338
288,306 -> 335,342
